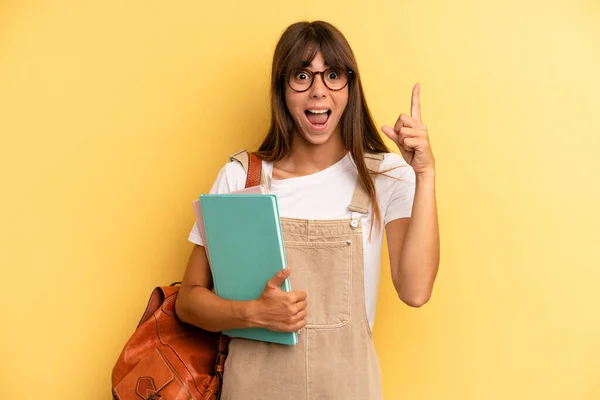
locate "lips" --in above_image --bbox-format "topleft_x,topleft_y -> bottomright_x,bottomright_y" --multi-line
305,109 -> 331,126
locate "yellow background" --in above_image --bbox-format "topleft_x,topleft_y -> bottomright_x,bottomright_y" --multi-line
1,0 -> 599,399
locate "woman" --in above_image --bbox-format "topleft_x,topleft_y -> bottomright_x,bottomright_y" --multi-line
176,20 -> 439,399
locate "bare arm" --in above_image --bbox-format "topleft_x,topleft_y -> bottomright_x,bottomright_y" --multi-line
175,244 -> 307,333
386,171 -> 439,307
175,245 -> 252,332
381,83 -> 440,308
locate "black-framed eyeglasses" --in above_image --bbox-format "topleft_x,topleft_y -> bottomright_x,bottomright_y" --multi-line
285,68 -> 353,92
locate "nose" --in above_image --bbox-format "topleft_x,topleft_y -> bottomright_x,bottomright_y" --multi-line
309,72 -> 327,98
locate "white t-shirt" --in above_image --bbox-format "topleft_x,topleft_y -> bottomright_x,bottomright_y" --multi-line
188,152 -> 416,329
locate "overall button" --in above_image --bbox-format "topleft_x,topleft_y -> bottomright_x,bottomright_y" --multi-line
350,220 -> 359,229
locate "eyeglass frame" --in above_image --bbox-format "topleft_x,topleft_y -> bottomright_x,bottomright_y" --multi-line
283,68 -> 354,92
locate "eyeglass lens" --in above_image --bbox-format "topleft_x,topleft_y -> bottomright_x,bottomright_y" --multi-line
288,68 -> 349,91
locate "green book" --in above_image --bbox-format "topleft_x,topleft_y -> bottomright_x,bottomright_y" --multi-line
199,194 -> 298,346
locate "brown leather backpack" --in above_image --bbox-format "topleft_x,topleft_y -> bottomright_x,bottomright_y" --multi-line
112,151 -> 263,400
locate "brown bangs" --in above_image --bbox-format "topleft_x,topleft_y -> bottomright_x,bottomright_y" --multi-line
280,29 -> 354,76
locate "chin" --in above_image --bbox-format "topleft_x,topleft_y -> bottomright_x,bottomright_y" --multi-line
298,126 -> 338,146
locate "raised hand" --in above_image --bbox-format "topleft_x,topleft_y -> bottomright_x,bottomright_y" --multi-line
381,83 -> 435,175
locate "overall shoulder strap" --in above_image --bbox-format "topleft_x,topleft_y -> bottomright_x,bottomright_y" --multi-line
347,153 -> 385,215
229,150 -> 267,189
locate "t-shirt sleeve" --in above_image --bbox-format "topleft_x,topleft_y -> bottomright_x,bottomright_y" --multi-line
188,161 -> 246,246
380,153 -> 417,225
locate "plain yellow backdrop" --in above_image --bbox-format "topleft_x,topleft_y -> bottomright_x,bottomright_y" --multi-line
1,0 -> 599,399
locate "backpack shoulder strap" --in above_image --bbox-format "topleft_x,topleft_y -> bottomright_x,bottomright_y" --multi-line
229,150 -> 266,189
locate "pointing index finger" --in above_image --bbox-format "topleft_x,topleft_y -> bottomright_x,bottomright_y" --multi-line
411,83 -> 421,122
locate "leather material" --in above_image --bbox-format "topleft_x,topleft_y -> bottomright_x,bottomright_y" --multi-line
112,151 -> 263,399
245,153 -> 262,188
112,285 -> 224,400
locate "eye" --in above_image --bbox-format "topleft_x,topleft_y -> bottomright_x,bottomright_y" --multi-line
295,70 -> 311,80
327,70 -> 340,80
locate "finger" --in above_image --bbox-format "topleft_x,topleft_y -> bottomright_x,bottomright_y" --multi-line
291,290 -> 307,303
402,137 -> 420,152
399,127 -> 424,138
290,308 -> 307,321
295,309 -> 307,321
382,125 -> 405,148
381,125 -> 399,142
282,315 -> 307,332
294,300 -> 308,312
287,290 -> 306,304
411,83 -> 421,122
399,114 -> 423,129
393,114 -> 404,133
268,266 -> 291,288
293,319 -> 307,332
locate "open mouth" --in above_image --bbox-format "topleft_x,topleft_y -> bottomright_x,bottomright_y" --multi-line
304,109 -> 331,130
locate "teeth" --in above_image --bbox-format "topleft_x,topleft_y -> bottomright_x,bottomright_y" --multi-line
307,109 -> 329,114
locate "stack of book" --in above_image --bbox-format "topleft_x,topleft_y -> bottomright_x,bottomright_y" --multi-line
192,185 -> 298,345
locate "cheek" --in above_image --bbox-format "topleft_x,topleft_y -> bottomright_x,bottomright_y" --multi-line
284,89 -> 302,114
334,92 -> 349,117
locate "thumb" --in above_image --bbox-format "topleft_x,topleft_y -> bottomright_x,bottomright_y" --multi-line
267,266 -> 291,289
381,125 -> 399,142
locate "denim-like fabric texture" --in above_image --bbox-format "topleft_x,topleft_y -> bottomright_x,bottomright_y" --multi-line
221,158 -> 384,400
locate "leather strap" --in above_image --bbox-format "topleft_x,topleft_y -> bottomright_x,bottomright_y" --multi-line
229,150 -> 266,190
137,284 -> 181,328
246,153 -> 262,188
215,334 -> 230,400
347,153 -> 385,215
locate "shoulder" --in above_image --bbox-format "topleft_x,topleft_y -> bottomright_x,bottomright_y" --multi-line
210,159 -> 247,193
222,159 -> 246,177
375,153 -> 416,221
379,152 -> 407,168
378,152 -> 416,181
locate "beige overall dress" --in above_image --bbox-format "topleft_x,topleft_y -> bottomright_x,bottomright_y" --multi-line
221,153 -> 385,400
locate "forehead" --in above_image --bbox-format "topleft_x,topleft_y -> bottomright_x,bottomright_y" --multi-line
301,52 -> 327,69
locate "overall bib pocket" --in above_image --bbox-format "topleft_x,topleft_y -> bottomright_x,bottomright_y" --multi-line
285,241 -> 352,328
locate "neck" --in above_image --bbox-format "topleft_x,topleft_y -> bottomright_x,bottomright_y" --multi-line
282,130 -> 348,175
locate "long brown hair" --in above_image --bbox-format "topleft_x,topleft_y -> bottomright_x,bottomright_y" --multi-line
256,21 -> 391,229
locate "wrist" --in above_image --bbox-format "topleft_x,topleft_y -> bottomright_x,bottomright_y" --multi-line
415,169 -> 436,180
233,299 -> 261,329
